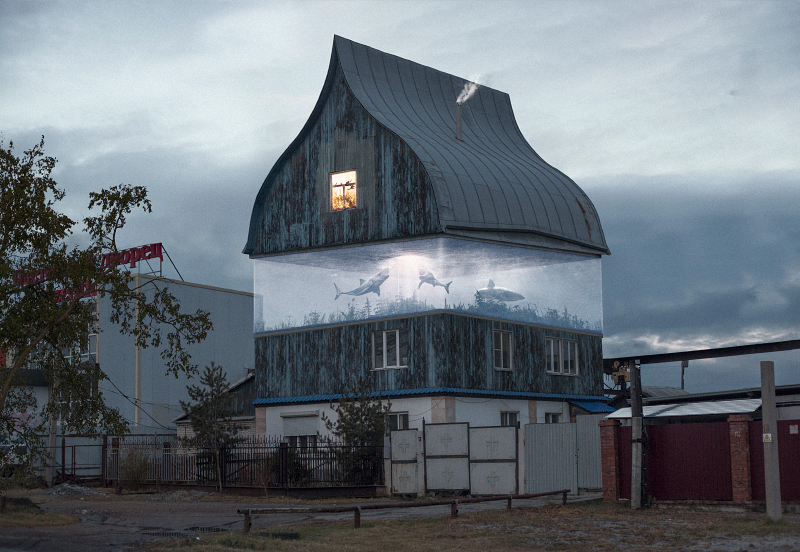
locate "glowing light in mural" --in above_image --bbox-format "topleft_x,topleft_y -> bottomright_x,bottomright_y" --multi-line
331,170 -> 357,210
253,238 -> 603,335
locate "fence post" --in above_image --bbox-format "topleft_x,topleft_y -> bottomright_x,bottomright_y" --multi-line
451,500 -> 458,518
353,506 -> 361,529
280,442 -> 289,490
101,435 -> 107,486
242,511 -> 251,534
507,496 -> 512,510
562,490 -> 567,505
61,437 -> 65,483
599,419 -> 621,502
728,414 -> 752,504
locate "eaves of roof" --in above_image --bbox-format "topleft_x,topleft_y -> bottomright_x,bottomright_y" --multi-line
252,387 -> 607,406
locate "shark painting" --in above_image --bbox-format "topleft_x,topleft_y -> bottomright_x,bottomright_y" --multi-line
477,279 -> 525,302
418,267 -> 452,293
334,268 -> 390,300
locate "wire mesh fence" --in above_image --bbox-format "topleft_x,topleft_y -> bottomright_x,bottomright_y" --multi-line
106,436 -> 384,488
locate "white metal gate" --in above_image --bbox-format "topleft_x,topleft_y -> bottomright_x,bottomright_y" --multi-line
525,414 -> 605,494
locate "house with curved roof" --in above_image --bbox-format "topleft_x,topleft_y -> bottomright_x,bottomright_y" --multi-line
246,36 -> 610,440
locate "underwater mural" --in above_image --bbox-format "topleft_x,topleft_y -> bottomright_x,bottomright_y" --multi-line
253,238 -> 603,335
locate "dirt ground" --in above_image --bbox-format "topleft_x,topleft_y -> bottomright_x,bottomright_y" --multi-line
1,486 -> 800,551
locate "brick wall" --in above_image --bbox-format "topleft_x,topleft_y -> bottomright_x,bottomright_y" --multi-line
599,419 -> 621,501
728,413 -> 752,503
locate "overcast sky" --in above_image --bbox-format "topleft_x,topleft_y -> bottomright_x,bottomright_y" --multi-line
2,1 -> 798,393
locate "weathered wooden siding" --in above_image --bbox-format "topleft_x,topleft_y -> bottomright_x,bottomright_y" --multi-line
254,314 -> 603,398
251,63 -> 442,256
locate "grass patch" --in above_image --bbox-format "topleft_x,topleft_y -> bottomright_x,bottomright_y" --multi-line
145,502 -> 800,552
0,498 -> 77,528
711,515 -> 800,536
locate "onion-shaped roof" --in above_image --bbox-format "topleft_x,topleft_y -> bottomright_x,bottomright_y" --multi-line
245,36 -> 609,256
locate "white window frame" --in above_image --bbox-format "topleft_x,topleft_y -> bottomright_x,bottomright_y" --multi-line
545,412 -> 562,424
387,412 -> 410,432
545,337 -> 579,376
493,329 -> 513,371
500,411 -> 518,427
330,169 -> 357,211
372,329 -> 408,370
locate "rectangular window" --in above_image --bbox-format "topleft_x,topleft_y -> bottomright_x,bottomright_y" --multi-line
493,330 -> 512,371
287,435 -> 317,449
372,329 -> 408,369
331,170 -> 357,210
545,413 -> 561,424
500,411 -> 518,427
545,338 -> 579,376
387,412 -> 409,432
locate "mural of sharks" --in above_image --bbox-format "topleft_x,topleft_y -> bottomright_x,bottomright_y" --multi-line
418,267 -> 452,293
334,268 -> 390,300
477,279 -> 525,302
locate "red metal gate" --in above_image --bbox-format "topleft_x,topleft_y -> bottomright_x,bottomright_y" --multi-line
749,420 -> 800,501
617,422 -> 733,501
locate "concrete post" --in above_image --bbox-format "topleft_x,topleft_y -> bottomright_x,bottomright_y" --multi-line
761,360 -> 781,520
630,360 -> 643,509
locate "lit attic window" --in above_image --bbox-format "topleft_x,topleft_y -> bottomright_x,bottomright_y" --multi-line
331,170 -> 357,211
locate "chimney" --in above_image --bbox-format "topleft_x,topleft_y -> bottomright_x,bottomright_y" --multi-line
456,102 -> 462,141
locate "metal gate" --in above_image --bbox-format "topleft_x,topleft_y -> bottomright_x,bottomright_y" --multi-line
469,425 -> 518,495
526,422 -> 577,494
389,429 -> 420,494
424,422 -> 470,492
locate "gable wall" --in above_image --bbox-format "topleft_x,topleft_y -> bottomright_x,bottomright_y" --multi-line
254,313 -> 603,399
251,63 -> 442,256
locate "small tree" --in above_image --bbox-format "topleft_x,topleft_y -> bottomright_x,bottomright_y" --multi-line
179,362 -> 238,493
322,376 -> 389,485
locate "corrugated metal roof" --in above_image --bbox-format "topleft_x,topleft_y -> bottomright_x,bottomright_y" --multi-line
252,387 -> 607,406
245,36 -> 609,256
570,400 -> 616,414
607,398 -> 762,419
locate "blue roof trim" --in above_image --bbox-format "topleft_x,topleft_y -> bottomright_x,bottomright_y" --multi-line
252,387 -> 607,406
570,400 -> 616,414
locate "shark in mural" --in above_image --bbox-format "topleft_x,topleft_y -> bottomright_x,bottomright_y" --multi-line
477,280 -> 525,302
334,268 -> 390,300
418,267 -> 452,293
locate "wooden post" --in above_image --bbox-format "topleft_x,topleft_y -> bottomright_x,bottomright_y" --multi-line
562,490 -> 567,506
507,496 -> 512,510
353,506 -> 361,528
450,500 -> 458,518
761,361 -> 782,520
242,511 -> 251,534
630,360 -> 644,509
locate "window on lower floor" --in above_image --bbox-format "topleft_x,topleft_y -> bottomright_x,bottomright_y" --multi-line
372,329 -> 408,370
545,338 -> 579,375
493,330 -> 512,371
387,412 -> 410,432
287,435 -> 317,449
545,413 -> 561,424
500,411 -> 518,427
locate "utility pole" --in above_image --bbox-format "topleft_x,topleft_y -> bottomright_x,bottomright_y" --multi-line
680,359 -> 688,390
761,360 -> 781,520
134,271 -> 141,426
630,359 -> 644,509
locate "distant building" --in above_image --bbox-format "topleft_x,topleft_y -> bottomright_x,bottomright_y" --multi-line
15,249 -> 254,435
245,36 -> 611,440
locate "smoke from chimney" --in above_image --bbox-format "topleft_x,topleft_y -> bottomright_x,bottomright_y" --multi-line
456,102 -> 462,141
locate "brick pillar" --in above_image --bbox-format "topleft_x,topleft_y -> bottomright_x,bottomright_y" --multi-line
599,419 -> 621,502
728,413 -> 752,503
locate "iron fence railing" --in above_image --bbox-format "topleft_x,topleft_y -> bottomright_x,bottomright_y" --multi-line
107,436 -> 384,488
